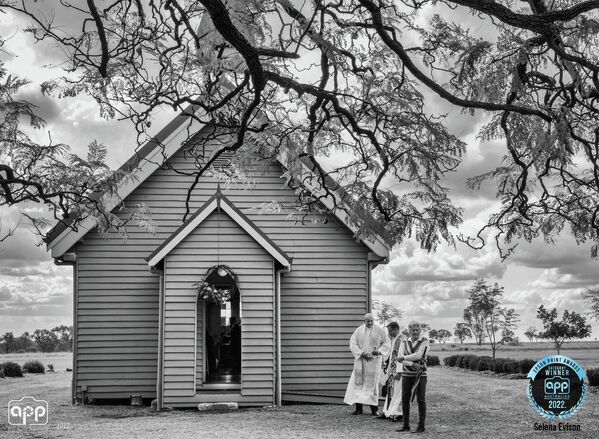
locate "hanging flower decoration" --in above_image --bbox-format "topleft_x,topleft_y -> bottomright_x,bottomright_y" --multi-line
193,265 -> 239,303
196,282 -> 232,303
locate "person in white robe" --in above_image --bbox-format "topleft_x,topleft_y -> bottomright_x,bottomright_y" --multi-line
378,321 -> 403,421
344,313 -> 391,415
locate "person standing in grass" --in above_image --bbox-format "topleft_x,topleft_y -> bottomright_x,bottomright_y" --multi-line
344,313 -> 391,416
396,321 -> 429,434
378,321 -> 404,422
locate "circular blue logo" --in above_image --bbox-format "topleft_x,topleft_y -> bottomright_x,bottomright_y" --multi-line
527,355 -> 587,420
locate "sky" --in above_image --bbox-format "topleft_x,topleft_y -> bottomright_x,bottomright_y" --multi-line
0,4 -> 598,341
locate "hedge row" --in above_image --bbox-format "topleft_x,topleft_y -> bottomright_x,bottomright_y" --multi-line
0,360 -> 46,377
443,354 -> 535,375
588,368 -> 599,387
426,355 -> 440,367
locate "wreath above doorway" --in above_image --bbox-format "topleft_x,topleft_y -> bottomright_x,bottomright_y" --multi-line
193,265 -> 238,303
196,282 -> 232,303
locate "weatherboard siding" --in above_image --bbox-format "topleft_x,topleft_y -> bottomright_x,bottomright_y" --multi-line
73,132 -> 369,405
74,239 -> 159,400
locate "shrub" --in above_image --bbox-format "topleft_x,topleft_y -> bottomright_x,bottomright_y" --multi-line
507,337 -> 521,346
0,361 -> 23,377
47,364 -> 55,373
23,360 -> 45,374
463,347 -> 469,351
504,360 -> 519,374
494,359 -> 508,373
462,355 -> 476,369
426,355 -> 440,367
444,355 -> 459,367
476,356 -> 493,372
499,358 -> 509,373
497,359 -> 510,373
0,368 -> 5,378
587,368 -> 599,387
518,359 -> 536,375
490,358 -> 520,374
460,355 -> 472,369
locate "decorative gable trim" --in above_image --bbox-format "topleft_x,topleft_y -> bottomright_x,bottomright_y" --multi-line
146,187 -> 292,269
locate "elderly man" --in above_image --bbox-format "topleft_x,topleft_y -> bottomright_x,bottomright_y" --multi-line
396,321 -> 430,434
378,321 -> 403,422
344,313 -> 391,415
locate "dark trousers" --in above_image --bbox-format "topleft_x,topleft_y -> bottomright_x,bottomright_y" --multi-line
401,376 -> 427,428
355,403 -> 378,414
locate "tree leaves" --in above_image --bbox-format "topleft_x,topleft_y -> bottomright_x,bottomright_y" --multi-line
2,0 -> 599,256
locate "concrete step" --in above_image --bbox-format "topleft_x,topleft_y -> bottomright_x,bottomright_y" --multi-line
197,402 -> 239,412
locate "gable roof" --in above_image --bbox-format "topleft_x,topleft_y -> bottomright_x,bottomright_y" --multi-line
46,109 -> 391,260
146,187 -> 292,268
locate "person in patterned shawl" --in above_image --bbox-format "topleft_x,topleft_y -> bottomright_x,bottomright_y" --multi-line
396,321 -> 430,434
377,321 -> 404,422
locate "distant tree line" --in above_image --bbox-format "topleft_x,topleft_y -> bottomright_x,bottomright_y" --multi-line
372,279 -> 595,357
0,326 -> 73,353
453,279 -> 593,356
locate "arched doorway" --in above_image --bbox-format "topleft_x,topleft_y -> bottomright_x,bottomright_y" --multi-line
198,265 -> 241,385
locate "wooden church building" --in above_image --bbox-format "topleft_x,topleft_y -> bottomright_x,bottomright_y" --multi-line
46,112 -> 391,409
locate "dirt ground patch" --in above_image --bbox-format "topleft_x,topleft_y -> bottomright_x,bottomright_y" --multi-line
1,367 -> 598,438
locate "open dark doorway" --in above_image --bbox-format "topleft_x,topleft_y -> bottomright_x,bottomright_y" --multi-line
202,266 -> 241,385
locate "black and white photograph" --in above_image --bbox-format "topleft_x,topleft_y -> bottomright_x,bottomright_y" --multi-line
1,1 -> 599,438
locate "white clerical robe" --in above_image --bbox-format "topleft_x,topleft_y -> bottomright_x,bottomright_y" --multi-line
344,324 -> 391,406
382,335 -> 403,417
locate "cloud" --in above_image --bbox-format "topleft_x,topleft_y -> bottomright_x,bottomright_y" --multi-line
442,138 -> 507,206
371,233 -> 509,331
0,205 -> 53,276
513,236 -> 599,290
375,234 -> 507,286
0,285 -> 13,300
17,88 -> 63,122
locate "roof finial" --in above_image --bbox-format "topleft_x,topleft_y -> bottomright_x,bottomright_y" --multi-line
216,183 -> 222,210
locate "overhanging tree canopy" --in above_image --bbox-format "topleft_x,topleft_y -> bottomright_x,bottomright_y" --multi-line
2,0 -> 599,256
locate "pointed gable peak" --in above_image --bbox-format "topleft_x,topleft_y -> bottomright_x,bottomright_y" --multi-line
146,190 -> 292,269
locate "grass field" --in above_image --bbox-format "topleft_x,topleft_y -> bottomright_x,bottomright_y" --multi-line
1,358 -> 598,438
429,341 -> 599,369
2,342 -> 597,374
0,353 -> 73,373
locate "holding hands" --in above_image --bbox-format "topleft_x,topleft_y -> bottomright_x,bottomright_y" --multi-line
360,352 -> 373,361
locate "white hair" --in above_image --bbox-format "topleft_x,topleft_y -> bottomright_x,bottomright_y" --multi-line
408,320 -> 421,330
364,313 -> 374,320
